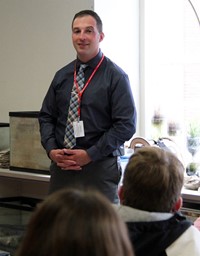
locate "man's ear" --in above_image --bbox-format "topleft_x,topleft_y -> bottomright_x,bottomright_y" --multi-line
99,32 -> 104,42
172,196 -> 183,212
118,185 -> 124,204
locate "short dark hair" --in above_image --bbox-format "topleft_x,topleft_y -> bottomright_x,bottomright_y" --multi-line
122,147 -> 184,212
72,10 -> 103,33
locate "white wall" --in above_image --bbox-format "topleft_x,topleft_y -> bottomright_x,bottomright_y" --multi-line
0,0 -> 94,122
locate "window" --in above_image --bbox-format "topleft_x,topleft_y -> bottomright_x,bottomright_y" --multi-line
141,0 -> 200,163
96,0 -> 200,164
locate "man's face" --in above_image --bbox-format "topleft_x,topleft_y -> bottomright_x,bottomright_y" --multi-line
72,15 -> 104,62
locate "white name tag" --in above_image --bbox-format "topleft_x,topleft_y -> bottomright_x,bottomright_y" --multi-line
73,120 -> 85,138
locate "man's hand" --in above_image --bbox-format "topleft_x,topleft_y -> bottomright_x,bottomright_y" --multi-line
63,148 -> 92,166
49,149 -> 92,170
49,149 -> 81,170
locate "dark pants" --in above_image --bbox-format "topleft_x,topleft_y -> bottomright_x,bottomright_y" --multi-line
49,156 -> 122,203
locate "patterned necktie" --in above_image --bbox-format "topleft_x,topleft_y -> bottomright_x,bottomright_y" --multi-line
64,64 -> 87,148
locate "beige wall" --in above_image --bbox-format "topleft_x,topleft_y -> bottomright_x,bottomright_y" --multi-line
0,0 -> 94,122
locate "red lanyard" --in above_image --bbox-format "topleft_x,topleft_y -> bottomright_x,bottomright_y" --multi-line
74,54 -> 105,117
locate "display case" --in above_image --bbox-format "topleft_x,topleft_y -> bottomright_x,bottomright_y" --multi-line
0,123 -> 9,169
0,123 -> 9,151
0,196 -> 40,255
9,112 -> 50,174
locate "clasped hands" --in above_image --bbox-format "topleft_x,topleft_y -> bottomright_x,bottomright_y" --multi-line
49,148 -> 92,170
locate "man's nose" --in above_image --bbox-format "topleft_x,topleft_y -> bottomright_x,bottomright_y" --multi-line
79,31 -> 86,40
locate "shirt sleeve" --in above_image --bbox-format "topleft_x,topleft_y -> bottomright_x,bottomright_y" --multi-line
38,76 -> 59,155
87,72 -> 137,161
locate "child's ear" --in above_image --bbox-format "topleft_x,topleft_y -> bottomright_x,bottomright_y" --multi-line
118,185 -> 124,204
172,196 -> 183,212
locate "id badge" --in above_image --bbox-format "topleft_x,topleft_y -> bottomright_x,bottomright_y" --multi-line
73,120 -> 85,138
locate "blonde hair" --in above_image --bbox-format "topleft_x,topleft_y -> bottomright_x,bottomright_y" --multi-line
16,188 -> 134,256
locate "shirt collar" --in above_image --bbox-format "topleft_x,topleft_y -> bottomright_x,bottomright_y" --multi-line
113,205 -> 173,222
76,49 -> 103,69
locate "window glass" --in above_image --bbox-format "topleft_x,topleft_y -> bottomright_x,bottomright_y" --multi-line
143,0 -> 200,164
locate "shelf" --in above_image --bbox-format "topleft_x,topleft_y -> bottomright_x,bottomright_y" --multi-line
0,169 -> 50,182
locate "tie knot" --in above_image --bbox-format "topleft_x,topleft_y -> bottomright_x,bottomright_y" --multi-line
79,64 -> 88,72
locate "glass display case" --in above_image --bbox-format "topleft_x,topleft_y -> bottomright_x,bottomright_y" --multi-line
0,196 -> 41,255
9,112 -> 50,174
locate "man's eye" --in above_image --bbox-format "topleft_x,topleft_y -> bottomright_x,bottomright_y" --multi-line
86,29 -> 93,33
73,30 -> 80,34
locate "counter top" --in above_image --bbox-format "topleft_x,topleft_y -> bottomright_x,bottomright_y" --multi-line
0,168 -> 50,182
0,168 -> 200,204
181,187 -> 200,204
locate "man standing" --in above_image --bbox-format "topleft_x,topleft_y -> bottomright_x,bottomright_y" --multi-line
38,10 -> 136,202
